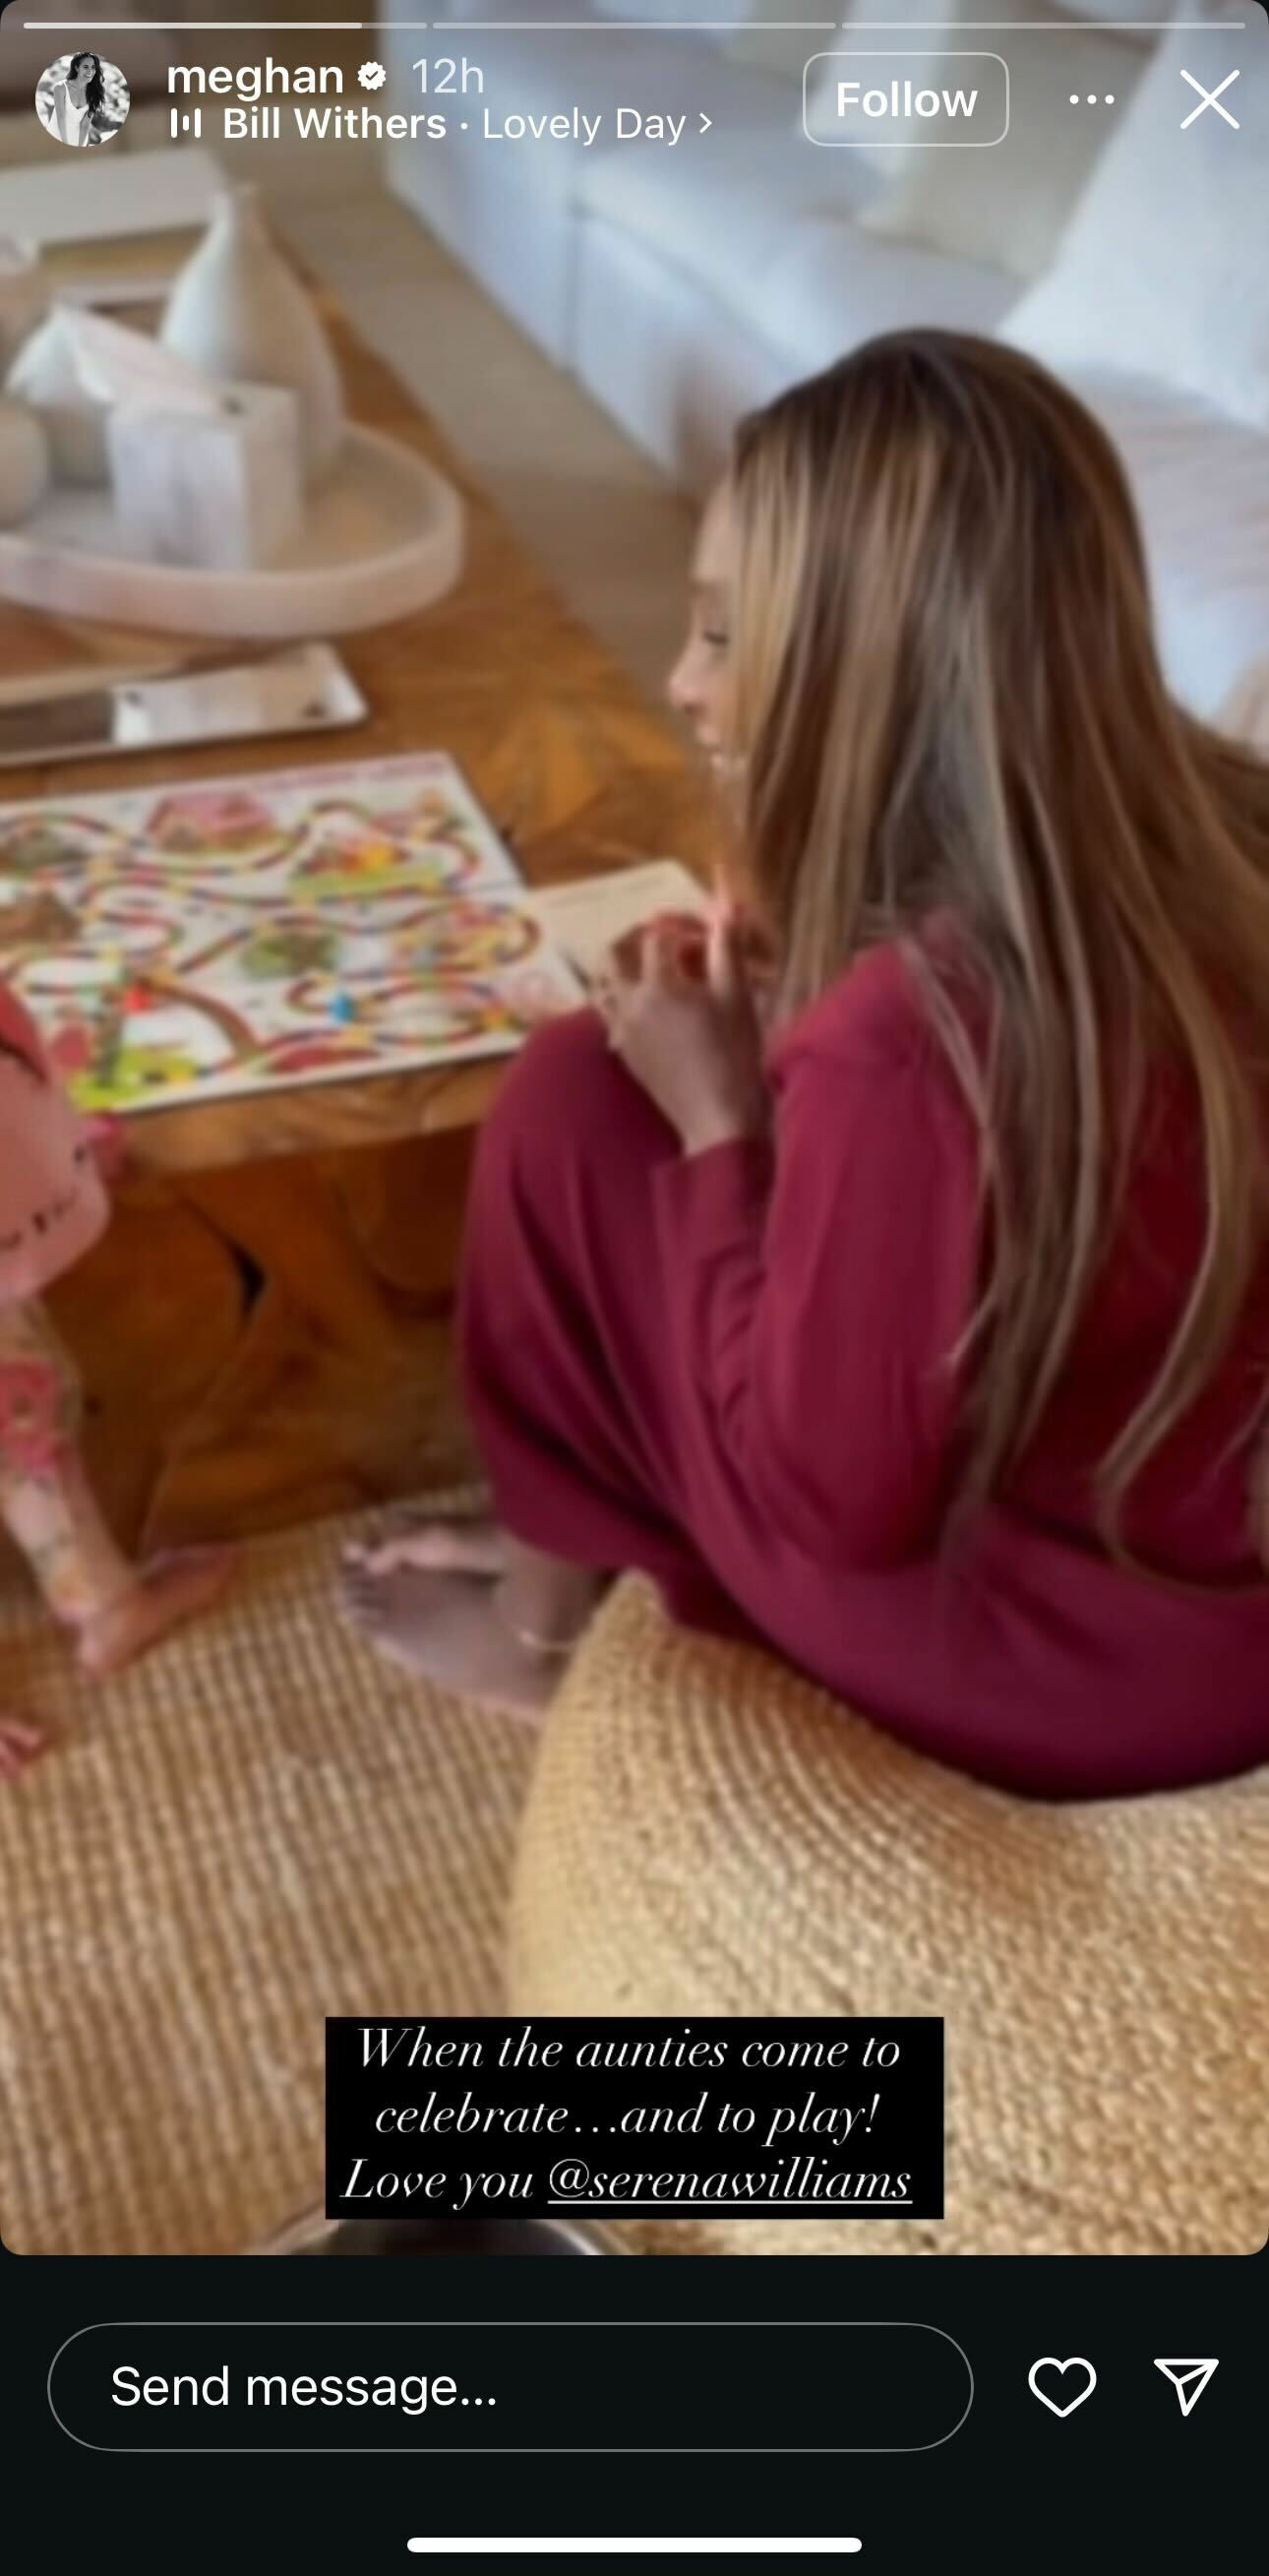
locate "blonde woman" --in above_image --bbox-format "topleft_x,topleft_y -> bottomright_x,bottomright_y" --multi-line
345,332 -> 1269,1800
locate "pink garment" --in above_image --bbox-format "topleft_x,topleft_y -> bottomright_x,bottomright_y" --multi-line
0,979 -> 108,1305
0,1303 -> 78,1476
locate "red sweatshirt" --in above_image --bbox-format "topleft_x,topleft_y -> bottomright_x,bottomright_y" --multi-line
651,942 -> 1269,1796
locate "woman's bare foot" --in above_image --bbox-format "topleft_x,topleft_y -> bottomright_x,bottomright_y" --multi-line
76,1548 -> 235,1680
0,1714 -> 46,1781
338,1560 -> 567,1720
342,1515 -> 507,1581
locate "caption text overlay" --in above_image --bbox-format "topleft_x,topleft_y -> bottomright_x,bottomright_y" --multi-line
325,2017 -> 944,2224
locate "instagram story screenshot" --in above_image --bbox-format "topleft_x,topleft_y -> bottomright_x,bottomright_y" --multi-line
0,0 -> 1264,2563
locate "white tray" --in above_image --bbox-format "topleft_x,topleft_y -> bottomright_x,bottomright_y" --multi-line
0,425 -> 465,640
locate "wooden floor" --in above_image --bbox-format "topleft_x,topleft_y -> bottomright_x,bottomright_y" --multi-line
2,283 -> 718,1555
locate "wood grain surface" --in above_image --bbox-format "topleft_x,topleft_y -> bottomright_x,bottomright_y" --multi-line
1,285 -> 716,1552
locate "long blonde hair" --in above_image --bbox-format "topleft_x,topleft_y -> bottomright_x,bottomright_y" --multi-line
729,330 -> 1269,1544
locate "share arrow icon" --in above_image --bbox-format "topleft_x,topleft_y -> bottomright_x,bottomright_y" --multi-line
1153,2359 -> 1219,2418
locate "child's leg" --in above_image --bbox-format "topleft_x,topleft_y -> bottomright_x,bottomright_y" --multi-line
0,1298 -> 133,1625
0,1297 -> 232,1690
0,1302 -> 91,1775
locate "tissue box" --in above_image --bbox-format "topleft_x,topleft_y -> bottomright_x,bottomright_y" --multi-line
107,380 -> 303,573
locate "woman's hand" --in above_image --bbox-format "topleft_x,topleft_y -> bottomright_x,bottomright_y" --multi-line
595,901 -> 770,1156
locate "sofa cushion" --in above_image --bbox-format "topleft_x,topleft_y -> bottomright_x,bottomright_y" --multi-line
425,10 -> 791,204
581,173 -> 1008,384
578,115 -> 880,325
1073,371 -> 1269,736
579,122 -> 1013,375
741,215 -> 1017,376
1004,10 -> 1269,432
850,0 -> 1147,280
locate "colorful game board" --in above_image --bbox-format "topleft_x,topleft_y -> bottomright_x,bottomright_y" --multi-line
0,754 -> 582,1115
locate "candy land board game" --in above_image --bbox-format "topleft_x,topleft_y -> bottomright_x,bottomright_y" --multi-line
0,754 -> 583,1115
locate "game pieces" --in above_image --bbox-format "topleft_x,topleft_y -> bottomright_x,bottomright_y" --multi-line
0,754 -> 581,1115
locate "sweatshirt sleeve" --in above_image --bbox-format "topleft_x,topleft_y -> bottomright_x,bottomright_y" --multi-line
651,1019 -> 982,1567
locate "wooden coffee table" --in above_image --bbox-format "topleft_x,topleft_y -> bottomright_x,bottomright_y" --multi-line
0,293 -> 715,1552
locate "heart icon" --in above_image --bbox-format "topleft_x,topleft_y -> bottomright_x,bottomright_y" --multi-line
1028,2356 -> 1098,2418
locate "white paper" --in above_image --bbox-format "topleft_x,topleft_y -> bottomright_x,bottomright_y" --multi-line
525,861 -> 710,982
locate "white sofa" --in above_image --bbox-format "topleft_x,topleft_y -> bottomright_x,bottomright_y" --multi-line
382,2 -> 1269,740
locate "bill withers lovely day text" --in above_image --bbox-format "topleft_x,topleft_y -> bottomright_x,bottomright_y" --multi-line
170,58 -> 711,148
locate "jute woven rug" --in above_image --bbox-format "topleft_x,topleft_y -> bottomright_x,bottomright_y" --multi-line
0,1507 -> 534,2256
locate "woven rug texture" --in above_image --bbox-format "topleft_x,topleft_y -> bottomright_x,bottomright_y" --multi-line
0,1507 -> 532,2256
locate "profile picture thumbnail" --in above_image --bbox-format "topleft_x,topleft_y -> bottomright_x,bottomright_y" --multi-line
35,51 -> 131,150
